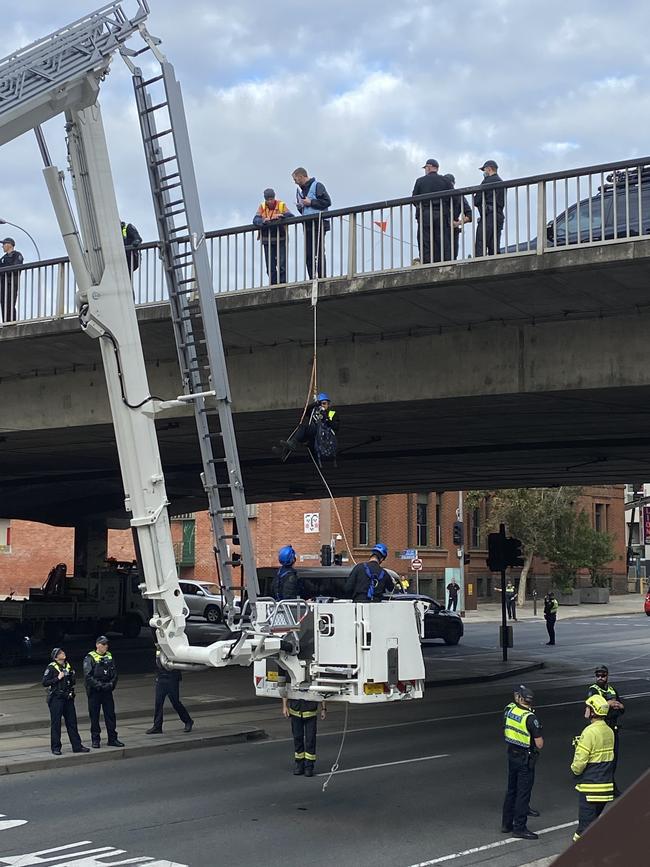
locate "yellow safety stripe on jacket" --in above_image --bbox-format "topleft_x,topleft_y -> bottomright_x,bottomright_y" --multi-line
49,661 -> 72,672
259,201 -> 289,219
571,721 -> 614,801
89,650 -> 113,662
288,708 -> 318,718
589,683 -> 616,700
122,225 -> 127,238
328,410 -> 336,420
504,703 -> 532,748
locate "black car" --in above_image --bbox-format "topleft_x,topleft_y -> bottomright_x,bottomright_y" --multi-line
390,593 -> 464,645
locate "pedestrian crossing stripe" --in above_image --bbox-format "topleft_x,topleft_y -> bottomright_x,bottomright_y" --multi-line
0,840 -> 188,866
0,815 -> 27,832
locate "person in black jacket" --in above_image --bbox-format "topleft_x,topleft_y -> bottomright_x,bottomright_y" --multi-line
146,647 -> 193,734
283,392 -> 339,465
121,221 -> 142,274
412,160 -> 453,264
42,647 -> 89,756
292,167 -> 331,279
0,237 -> 23,323
474,160 -> 505,256
444,174 -> 473,260
344,543 -> 395,602
83,636 -> 124,748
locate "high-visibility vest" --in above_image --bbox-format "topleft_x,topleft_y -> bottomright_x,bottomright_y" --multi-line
589,683 -> 616,702
571,720 -> 614,802
504,702 -> 532,748
258,200 -> 289,220
297,180 -> 323,216
89,650 -> 113,663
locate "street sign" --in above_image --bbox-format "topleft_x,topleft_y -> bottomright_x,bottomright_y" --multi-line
410,557 -> 423,571
643,506 -> 650,545
399,548 -> 418,560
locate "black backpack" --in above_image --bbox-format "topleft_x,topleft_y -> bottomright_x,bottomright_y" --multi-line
313,419 -> 337,463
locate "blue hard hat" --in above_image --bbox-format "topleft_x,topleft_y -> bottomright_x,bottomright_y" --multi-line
278,545 -> 297,566
317,392 -> 330,403
371,542 -> 388,560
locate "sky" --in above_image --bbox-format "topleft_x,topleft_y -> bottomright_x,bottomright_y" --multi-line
3,0 -> 650,259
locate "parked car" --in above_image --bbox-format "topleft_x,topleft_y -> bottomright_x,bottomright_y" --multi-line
179,580 -> 231,624
644,590 -> 650,616
391,593 -> 464,645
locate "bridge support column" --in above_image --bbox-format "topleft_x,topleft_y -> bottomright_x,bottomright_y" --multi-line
73,521 -> 108,577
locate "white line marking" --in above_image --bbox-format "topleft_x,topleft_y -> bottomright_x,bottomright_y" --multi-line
317,753 -> 449,776
404,821 -> 578,866
0,815 -> 27,832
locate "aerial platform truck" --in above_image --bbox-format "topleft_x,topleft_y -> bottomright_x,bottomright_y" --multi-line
0,2 -> 425,704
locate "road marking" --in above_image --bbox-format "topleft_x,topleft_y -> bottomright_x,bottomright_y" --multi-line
317,753 -> 449,777
0,840 -> 188,866
0,815 -> 27,832
404,821 -> 577,866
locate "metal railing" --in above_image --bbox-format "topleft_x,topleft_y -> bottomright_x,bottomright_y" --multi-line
2,155 -> 650,326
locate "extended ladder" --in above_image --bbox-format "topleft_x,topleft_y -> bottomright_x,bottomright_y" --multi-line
121,32 -> 258,619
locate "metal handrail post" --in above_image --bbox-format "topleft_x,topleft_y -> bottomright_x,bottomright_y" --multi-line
347,212 -> 357,276
536,181 -> 546,255
55,261 -> 66,316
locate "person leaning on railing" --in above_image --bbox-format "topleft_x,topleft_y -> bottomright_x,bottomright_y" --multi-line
474,160 -> 505,257
0,236 -> 23,323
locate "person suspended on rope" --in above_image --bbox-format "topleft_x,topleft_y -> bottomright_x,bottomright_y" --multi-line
344,543 -> 396,602
283,392 -> 339,465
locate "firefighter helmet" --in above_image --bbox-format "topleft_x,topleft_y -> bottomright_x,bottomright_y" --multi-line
278,545 -> 297,566
585,694 -> 609,717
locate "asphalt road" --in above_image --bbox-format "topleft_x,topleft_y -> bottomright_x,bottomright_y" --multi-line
1,614 -> 649,867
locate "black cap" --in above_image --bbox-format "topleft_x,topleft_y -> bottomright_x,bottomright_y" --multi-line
515,683 -> 534,701
479,160 -> 498,171
422,158 -> 439,168
443,173 -> 456,185
595,665 -> 609,675
1,237 -> 15,246
263,188 -> 276,199
95,635 -> 109,645
51,647 -> 63,660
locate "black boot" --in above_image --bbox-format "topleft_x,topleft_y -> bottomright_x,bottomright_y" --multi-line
184,721 -> 194,733
146,727 -> 162,735
293,761 -> 305,775
107,738 -> 125,747
304,764 -> 314,777
91,738 -> 100,749
73,746 -> 90,753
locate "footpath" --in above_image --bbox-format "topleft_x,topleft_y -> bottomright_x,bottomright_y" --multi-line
460,592 -> 644,623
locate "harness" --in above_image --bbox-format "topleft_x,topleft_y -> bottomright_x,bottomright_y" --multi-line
275,566 -> 303,600
364,563 -> 386,601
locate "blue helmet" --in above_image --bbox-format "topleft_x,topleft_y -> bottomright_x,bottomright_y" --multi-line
371,542 -> 388,560
317,392 -> 330,403
278,545 -> 297,566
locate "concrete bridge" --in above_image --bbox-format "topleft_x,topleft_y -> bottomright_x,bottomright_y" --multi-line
3,224 -> 650,525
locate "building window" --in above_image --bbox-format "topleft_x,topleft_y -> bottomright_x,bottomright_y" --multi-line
0,519 -> 10,554
358,497 -> 369,546
435,494 -> 442,547
416,494 -> 428,547
375,496 -> 381,545
594,503 -> 607,533
471,507 -> 481,549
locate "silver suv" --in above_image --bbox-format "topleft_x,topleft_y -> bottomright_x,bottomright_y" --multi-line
179,580 -> 227,624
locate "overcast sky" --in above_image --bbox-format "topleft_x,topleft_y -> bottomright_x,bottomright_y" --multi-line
3,0 -> 650,259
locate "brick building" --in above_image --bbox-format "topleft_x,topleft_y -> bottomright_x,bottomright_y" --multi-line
0,486 -> 626,601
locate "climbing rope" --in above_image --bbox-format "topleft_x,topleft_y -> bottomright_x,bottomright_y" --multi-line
308,451 -> 357,567
321,701 -> 349,792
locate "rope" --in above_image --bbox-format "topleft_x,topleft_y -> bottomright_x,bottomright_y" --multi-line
309,451 -> 357,567
321,701 -> 349,792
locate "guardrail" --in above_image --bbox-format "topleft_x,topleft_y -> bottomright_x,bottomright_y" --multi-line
2,154 -> 649,325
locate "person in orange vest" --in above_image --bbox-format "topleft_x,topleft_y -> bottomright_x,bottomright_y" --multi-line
253,188 -> 294,285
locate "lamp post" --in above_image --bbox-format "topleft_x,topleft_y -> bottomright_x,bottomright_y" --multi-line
0,218 -> 41,260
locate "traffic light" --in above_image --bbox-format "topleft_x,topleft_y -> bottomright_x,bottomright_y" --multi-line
463,552 -> 471,565
452,521 -> 464,547
486,529 -> 524,571
333,553 -> 343,566
320,544 -> 332,566
504,537 -> 524,568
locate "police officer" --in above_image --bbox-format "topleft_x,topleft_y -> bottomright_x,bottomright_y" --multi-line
412,159 -> 453,264
570,694 -> 615,841
506,580 -> 517,621
344,543 -> 395,602
282,696 -> 326,777
474,160 -> 505,256
83,636 -> 124,748
0,237 -> 23,323
121,221 -> 142,274
146,646 -> 193,734
501,684 -> 543,840
544,592 -> 559,645
42,648 -> 90,756
587,665 -> 624,795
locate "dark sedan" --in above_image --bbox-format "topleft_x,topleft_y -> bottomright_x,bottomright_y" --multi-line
390,593 -> 464,645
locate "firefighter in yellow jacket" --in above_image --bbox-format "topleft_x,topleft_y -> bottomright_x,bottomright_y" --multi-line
253,188 -> 293,285
570,694 -> 615,841
282,697 -> 326,777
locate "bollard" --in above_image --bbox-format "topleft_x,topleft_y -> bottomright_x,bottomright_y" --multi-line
533,589 -> 538,616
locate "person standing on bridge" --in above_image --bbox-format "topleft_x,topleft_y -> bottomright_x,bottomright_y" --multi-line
444,173 -> 472,260
412,159 -> 453,264
0,237 -> 23,323
570,694 -> 615,841
121,220 -> 142,275
587,665 -> 624,796
474,160 -> 505,257
501,684 -> 543,840
83,636 -> 124,749
543,592 -> 558,645
292,167 -> 331,279
42,647 -> 90,756
344,543 -> 396,602
253,188 -> 293,285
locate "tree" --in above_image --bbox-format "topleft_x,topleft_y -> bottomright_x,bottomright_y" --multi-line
546,510 -> 617,590
466,487 -> 582,606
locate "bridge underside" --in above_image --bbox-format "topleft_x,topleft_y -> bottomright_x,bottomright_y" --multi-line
3,385 -> 650,526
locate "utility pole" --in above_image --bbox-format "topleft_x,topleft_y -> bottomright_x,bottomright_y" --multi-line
457,491 -> 465,615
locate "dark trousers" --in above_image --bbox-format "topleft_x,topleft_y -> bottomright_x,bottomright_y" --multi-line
0,279 -> 18,322
507,597 -> 517,620
447,596 -> 458,611
291,715 -> 318,767
502,750 -> 535,831
576,795 -> 606,837
304,223 -> 326,279
475,215 -> 504,257
612,727 -> 620,792
153,679 -> 192,730
545,615 -> 556,644
88,690 -> 118,741
452,228 -> 461,260
49,697 -> 83,751
417,220 -> 451,264
262,234 -> 287,285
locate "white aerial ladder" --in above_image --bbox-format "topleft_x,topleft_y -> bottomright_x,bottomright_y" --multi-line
0,2 -> 425,703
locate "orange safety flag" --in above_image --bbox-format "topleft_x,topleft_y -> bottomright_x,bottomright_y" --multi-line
374,220 -> 388,232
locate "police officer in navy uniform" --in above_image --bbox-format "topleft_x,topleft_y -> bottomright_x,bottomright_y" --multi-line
282,696 -> 326,777
42,647 -> 90,756
121,221 -> 142,274
344,543 -> 395,602
501,684 -> 544,839
83,636 -> 124,748
0,237 -> 23,323
587,665 -> 625,795
146,646 -> 194,734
